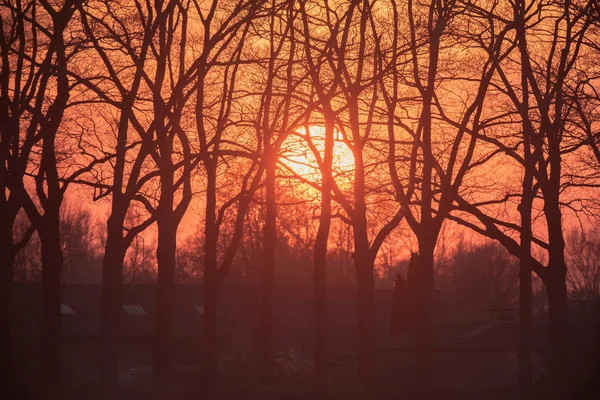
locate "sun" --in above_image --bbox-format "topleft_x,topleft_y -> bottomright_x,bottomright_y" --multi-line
279,125 -> 355,185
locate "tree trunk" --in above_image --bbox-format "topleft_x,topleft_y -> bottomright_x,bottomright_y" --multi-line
151,136 -> 179,381
518,258 -> 532,394
313,202 -> 330,392
260,152 -> 277,384
0,215 -> 16,394
355,254 -> 375,386
203,160 -> 219,394
203,278 -> 219,395
415,241 -> 435,396
543,192 -> 570,396
153,214 -> 177,382
516,0 -> 534,390
100,215 -> 126,386
545,266 -> 570,398
595,298 -> 600,395
518,171 -> 534,394
38,217 -> 63,385
314,244 -> 329,391
314,118 -> 334,391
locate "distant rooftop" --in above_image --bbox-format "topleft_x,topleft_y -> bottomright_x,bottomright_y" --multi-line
11,283 -> 599,358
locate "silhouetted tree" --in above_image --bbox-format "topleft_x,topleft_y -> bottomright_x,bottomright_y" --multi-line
298,1 -> 405,385
190,0 -> 267,390
77,0 -> 168,385
253,0 -> 304,384
382,0 -> 511,392
136,0 -> 195,382
566,228 -> 600,300
451,2 -> 597,395
60,202 -> 102,282
0,0 -> 93,385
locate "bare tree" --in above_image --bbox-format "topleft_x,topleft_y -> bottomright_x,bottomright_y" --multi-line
296,1 -> 339,388
381,0 -> 511,391
253,0 -> 304,384
135,0 -> 195,382
60,202 -> 101,282
450,1 -> 598,394
437,239 -> 520,321
189,0 -> 267,389
13,211 -> 41,282
0,0 -> 93,385
77,0 -> 169,384
296,0 -> 407,385
566,228 -> 600,299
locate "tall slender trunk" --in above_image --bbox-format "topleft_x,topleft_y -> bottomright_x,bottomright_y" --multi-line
314,241 -> 329,391
545,262 -> 569,397
260,152 -> 276,384
518,247 -> 533,394
414,16 -> 439,393
544,190 -> 570,396
595,298 -> 600,394
38,64 -> 67,387
37,6 -> 75,385
203,160 -> 219,393
518,143 -> 534,394
100,90 -> 135,386
100,212 -> 126,386
314,118 -> 334,391
517,3 -> 534,386
153,207 -> 177,381
38,215 -> 63,385
414,239 -> 435,396
203,276 -> 219,395
349,107 -> 377,386
355,251 -> 375,385
151,115 -> 179,379
0,213 -> 16,393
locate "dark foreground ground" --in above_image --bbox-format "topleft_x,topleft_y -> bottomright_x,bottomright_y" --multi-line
11,381 -> 600,400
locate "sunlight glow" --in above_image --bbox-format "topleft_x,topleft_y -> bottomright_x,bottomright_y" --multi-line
280,125 -> 355,183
